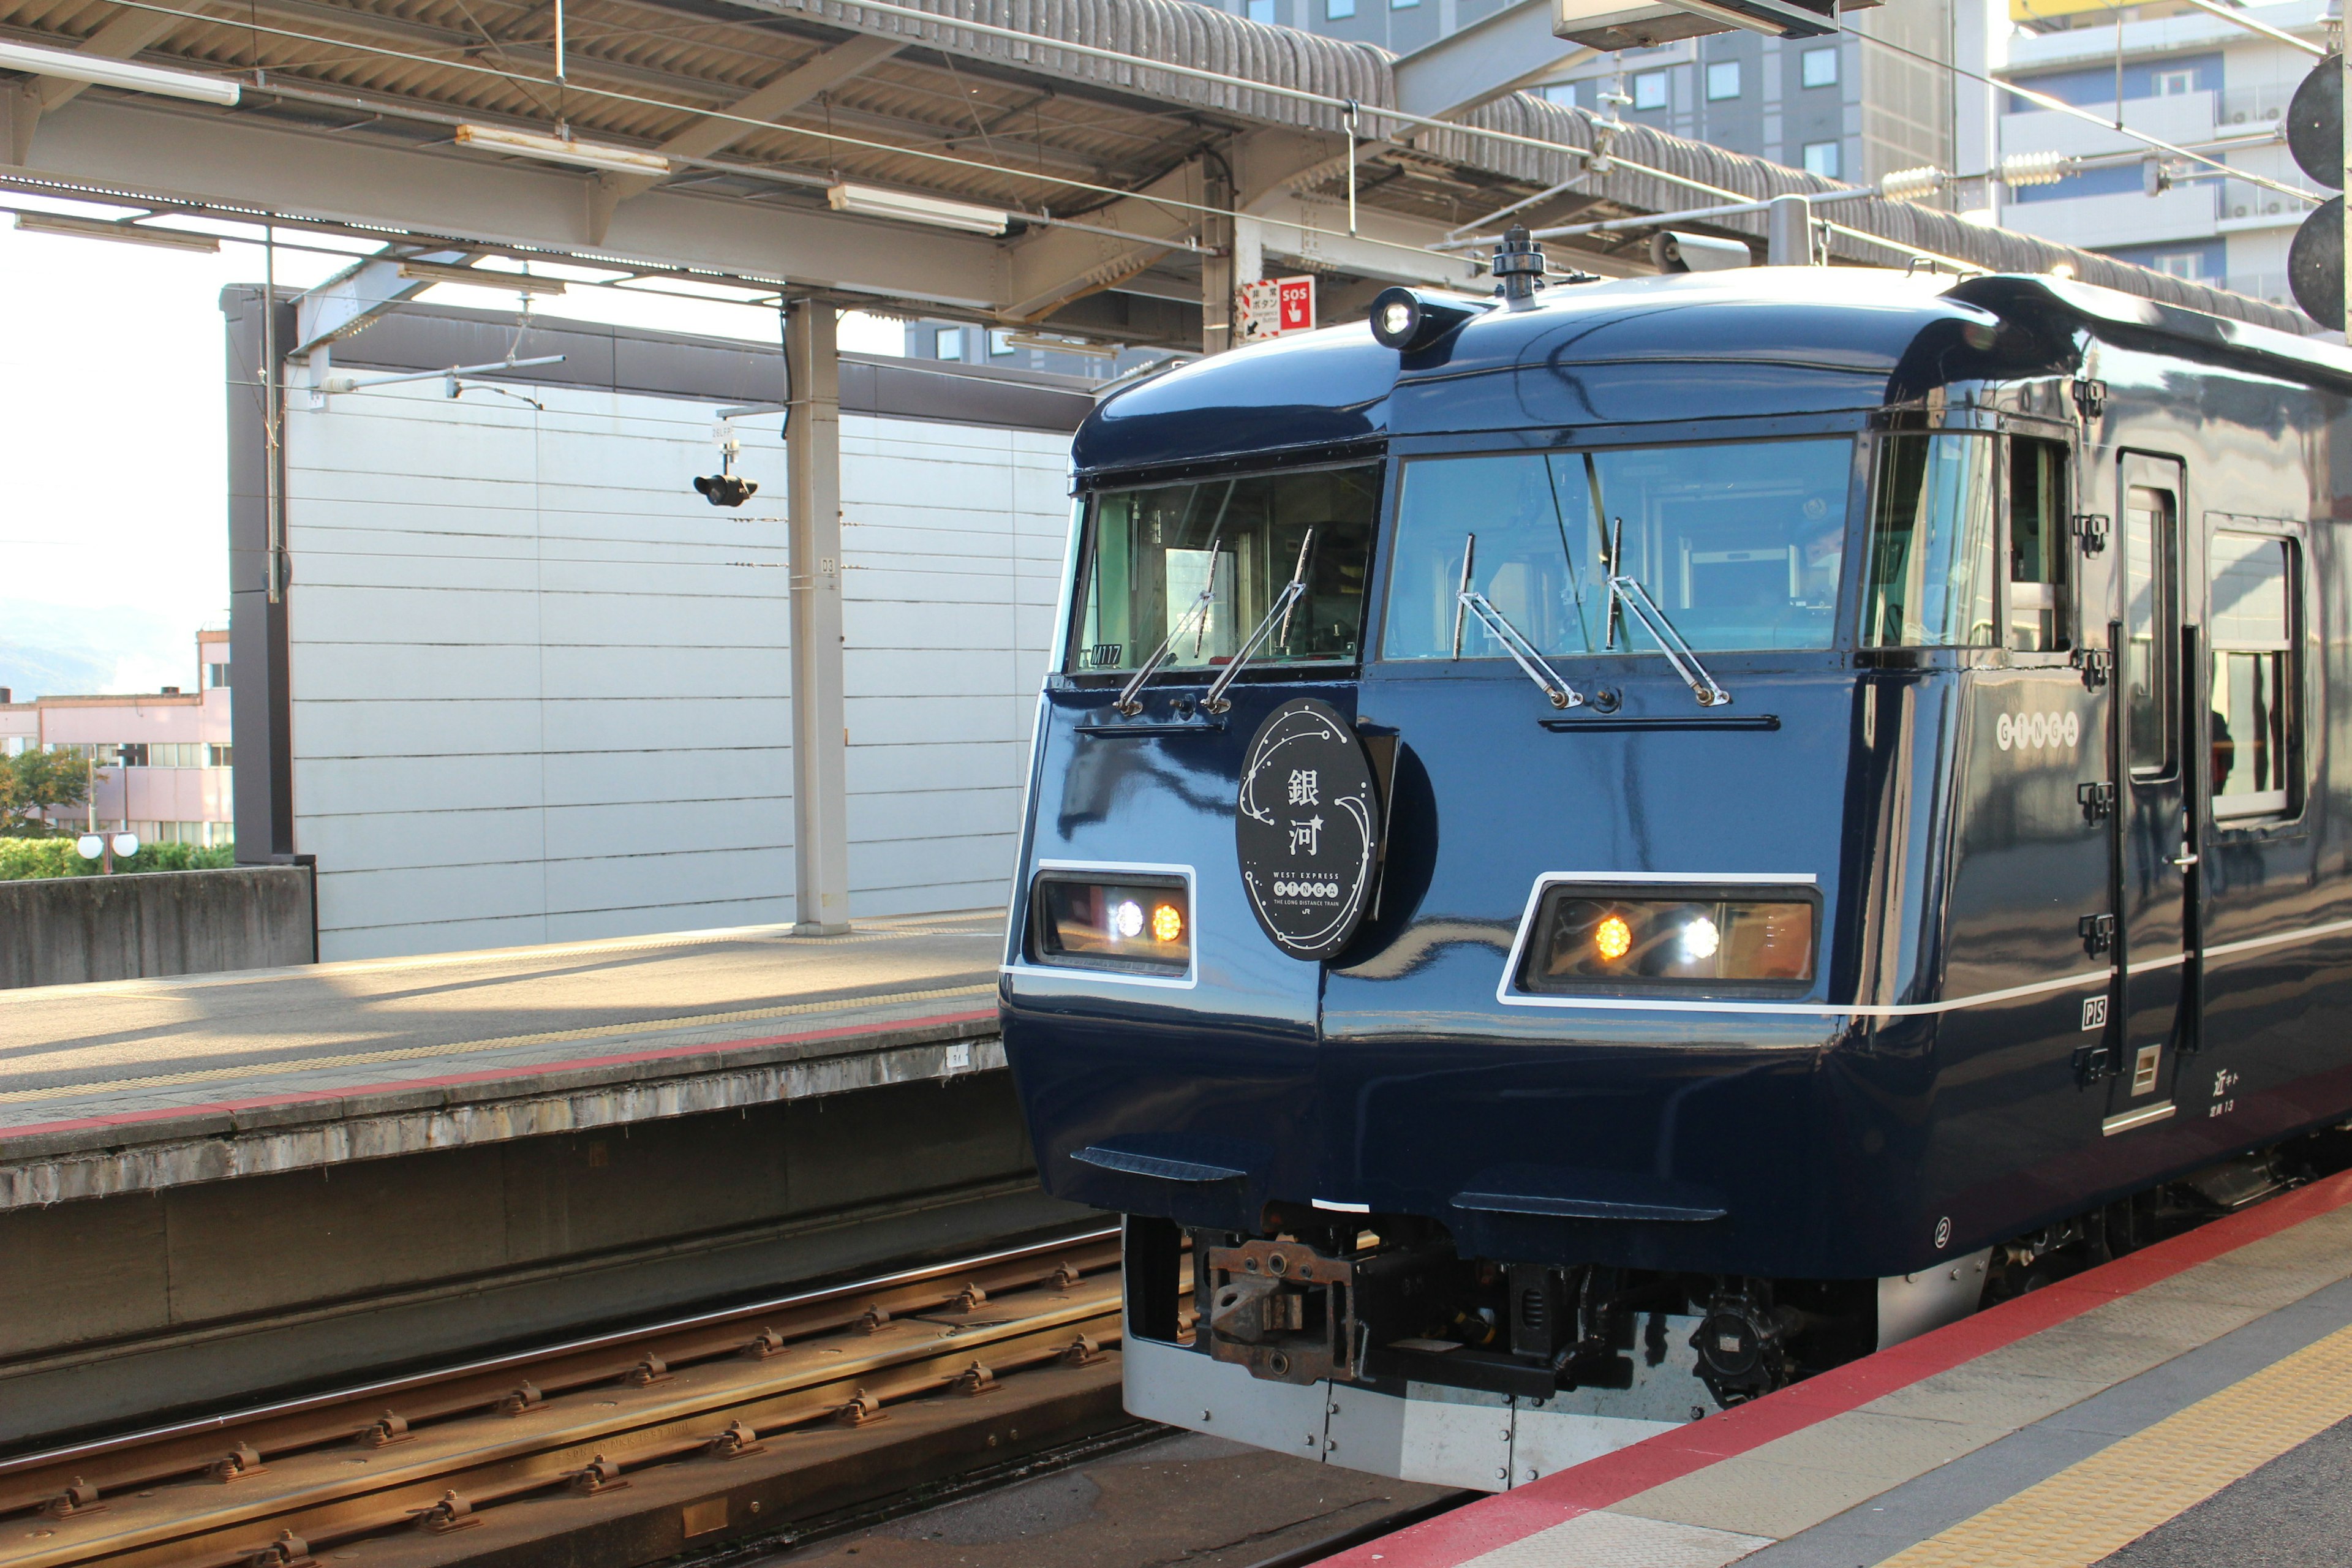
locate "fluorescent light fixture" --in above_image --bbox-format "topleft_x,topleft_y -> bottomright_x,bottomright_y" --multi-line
453,123 -> 670,177
826,181 -> 1010,236
13,213 -> 221,252
398,260 -> 568,295
0,39 -> 241,105
1005,330 -> 1119,360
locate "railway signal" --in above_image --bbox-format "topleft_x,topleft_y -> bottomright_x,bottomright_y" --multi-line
2285,51 -> 2348,332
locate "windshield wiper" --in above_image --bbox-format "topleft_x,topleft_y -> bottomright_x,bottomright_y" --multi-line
1602,515 -> 1732,707
1450,533 -> 1583,710
1115,533 -> 1223,715
1202,529 -> 1316,714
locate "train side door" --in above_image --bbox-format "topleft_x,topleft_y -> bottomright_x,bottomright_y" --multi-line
2106,454 -> 2195,1134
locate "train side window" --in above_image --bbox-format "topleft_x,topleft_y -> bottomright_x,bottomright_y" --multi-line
2208,531 -> 2296,818
2006,437 -> 2069,652
2124,485 -> 2178,777
1862,432 -> 1996,647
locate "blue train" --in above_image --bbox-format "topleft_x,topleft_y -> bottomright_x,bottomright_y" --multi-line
1000,230 -> 2352,1489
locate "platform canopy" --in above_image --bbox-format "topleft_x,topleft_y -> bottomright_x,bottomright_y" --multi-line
0,0 -> 2310,344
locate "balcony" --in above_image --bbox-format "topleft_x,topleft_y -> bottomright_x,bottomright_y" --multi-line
1999,183 -> 2221,251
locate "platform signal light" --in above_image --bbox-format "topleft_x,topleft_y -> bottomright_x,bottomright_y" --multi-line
695,430 -> 758,507
2285,53 -> 2346,330
693,473 -> 758,507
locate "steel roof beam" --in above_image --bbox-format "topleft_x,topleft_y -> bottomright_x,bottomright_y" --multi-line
586,31 -> 901,241
4,1 -> 191,158
1391,0 -> 1595,123
292,244 -> 478,357
30,93 -> 1012,307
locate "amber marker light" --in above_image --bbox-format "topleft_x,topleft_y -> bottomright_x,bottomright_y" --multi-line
1152,903 -> 1185,944
1594,913 -> 1634,963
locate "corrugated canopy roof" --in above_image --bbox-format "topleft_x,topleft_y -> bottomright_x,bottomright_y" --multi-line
0,0 -> 2311,340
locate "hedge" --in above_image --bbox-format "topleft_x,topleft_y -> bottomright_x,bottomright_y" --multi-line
0,838 -> 238,881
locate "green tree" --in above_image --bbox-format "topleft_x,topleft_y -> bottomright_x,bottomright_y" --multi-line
0,749 -> 91,837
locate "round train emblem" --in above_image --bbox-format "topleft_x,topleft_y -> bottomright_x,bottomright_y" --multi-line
1236,699 -> 1379,960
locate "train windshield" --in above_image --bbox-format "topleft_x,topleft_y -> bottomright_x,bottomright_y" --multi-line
1070,464 -> 1379,674
1381,438 -> 1850,658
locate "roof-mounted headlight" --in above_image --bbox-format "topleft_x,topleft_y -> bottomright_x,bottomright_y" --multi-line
1368,286 -> 1485,353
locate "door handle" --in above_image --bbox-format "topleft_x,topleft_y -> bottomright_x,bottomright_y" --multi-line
2172,846 -> 2199,869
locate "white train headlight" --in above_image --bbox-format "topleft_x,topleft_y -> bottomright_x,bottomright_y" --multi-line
1520,888 -> 1815,989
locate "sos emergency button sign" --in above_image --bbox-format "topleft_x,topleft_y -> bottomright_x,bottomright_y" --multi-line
1235,276 -> 1316,342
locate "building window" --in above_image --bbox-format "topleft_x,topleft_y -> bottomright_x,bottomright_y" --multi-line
1544,81 -> 1577,108
2154,68 -> 2194,96
1247,0 -> 1275,19
933,327 -> 964,361
1706,61 -> 1741,101
1632,70 -> 1668,110
1802,140 -> 1841,178
2152,251 -> 2207,280
1801,48 -> 1838,89
988,329 -> 1016,356
208,744 -> 233,767
1327,0 -> 1354,18
206,661 -> 230,688
1393,0 -> 1420,10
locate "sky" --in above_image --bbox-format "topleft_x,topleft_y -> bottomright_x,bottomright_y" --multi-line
0,210 -> 904,698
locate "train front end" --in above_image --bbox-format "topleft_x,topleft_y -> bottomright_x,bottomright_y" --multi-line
1001,259 -> 2083,1490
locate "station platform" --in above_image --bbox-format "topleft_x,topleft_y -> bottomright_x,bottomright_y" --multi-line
0,908 -> 1005,1209
0,908 -> 1066,1450
1340,1169 -> 2352,1568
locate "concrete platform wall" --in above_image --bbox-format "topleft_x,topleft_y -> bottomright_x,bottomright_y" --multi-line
0,865 -> 313,989
0,1069 -> 1082,1452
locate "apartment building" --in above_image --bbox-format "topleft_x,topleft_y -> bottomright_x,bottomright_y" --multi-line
1996,0 -> 2332,318
1189,0 -> 2000,206
0,628 -> 235,845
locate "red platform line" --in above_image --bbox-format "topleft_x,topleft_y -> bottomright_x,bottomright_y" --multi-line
0,1008 -> 999,1144
1332,1166 -> 2352,1568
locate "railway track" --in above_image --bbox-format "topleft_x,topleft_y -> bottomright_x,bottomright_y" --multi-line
0,1231 -> 1148,1568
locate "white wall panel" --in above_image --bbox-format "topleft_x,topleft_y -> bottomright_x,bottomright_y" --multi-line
296,753 -> 547,817
288,378 -> 1072,960
540,747 -> 792,809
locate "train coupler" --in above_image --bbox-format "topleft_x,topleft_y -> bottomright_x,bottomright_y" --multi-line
1205,1237 -> 1359,1385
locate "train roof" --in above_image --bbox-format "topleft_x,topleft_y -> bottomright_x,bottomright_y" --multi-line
1072,269 -> 2352,480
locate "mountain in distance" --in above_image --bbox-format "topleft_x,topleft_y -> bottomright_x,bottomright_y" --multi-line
0,600 -> 209,699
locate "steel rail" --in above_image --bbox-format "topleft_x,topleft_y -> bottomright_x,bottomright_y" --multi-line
0,1225 -> 1115,1487
1,1234 -> 1153,1568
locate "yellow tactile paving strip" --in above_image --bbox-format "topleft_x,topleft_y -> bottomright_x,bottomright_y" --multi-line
0,982 -> 997,1106
1879,1319 -> 2352,1567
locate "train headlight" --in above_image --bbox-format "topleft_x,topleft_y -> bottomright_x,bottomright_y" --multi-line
1519,887 -> 1815,991
1030,872 -> 1192,977
1367,285 -> 1487,353
1594,913 -> 1634,963
1681,916 -> 1721,962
